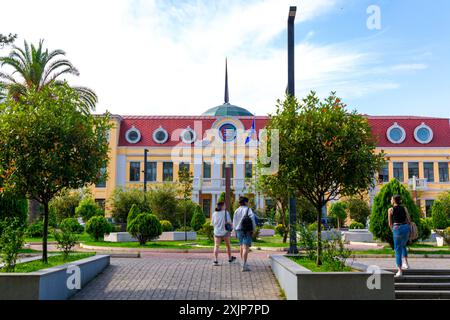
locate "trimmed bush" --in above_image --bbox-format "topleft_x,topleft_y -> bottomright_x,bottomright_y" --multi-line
160,220 -> 173,232
349,222 -> 365,229
75,198 -> 103,222
59,217 -> 84,234
127,204 -> 140,224
370,178 -> 422,247
275,224 -> 287,237
190,207 -> 206,231
127,213 -> 162,245
419,218 -> 432,240
109,187 -> 151,223
86,216 -> 112,241
27,221 -> 44,238
431,192 -> 450,230
201,222 -> 214,241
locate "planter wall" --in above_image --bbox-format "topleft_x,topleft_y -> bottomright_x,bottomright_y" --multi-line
158,231 -> 197,241
342,229 -> 374,242
270,255 -> 395,300
0,255 -> 110,300
259,229 -> 276,237
104,232 -> 137,242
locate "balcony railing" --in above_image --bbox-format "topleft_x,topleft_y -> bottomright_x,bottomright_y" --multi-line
193,178 -> 254,190
408,177 -> 428,190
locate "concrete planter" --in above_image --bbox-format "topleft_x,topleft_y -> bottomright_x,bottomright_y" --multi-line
104,232 -> 137,242
436,235 -> 444,247
0,255 -> 110,300
270,255 -> 395,300
342,229 -> 374,243
259,229 -> 275,237
158,231 -> 197,241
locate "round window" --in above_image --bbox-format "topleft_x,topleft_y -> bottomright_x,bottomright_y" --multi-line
414,123 -> 433,144
386,123 -> 406,144
125,127 -> 141,144
181,127 -> 196,144
152,127 -> 169,144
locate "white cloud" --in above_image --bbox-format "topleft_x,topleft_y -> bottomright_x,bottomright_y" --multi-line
0,0 -> 426,116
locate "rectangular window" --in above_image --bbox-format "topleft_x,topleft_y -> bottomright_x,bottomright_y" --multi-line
222,162 -> 234,178
163,162 -> 173,181
439,162 -> 449,182
203,162 -> 211,179
245,162 -> 253,178
145,162 -> 157,182
179,162 -> 190,173
393,162 -> 404,182
408,162 -> 419,179
95,166 -> 107,188
202,199 -> 211,217
129,162 -> 140,182
378,164 -> 389,183
423,162 -> 434,182
425,200 -> 434,217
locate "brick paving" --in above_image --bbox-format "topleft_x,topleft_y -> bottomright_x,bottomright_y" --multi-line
71,252 -> 281,300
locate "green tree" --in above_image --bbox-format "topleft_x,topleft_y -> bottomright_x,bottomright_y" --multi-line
75,197 -> 103,222
296,196 -> 317,225
49,189 -> 83,223
178,166 -> 193,234
109,187 -> 151,223
191,206 -> 206,231
346,197 -> 371,225
127,213 -> 162,245
0,84 -> 110,262
148,184 -> 178,223
267,92 -> 384,265
329,202 -> 347,229
0,190 -> 28,230
127,204 -> 141,224
0,217 -> 25,272
370,179 -> 422,247
0,40 -> 96,109
0,33 -> 17,47
431,192 -> 450,229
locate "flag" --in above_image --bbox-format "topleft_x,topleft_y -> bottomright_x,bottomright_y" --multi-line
245,118 -> 255,144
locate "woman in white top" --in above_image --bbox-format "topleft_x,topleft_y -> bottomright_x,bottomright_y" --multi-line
211,201 -> 236,265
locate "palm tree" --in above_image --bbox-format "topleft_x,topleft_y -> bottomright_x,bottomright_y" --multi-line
0,39 -> 97,111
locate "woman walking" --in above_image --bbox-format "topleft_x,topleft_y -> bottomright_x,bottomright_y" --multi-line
388,194 -> 411,277
211,201 -> 236,265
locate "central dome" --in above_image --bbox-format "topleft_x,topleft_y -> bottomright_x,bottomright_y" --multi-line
202,103 -> 254,116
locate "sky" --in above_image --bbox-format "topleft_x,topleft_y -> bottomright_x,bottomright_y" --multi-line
1,0 -> 449,117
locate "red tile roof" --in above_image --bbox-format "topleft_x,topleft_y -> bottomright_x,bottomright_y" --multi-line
117,115 -> 450,148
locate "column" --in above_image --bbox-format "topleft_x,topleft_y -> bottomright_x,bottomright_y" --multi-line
211,193 -> 217,213
116,154 -> 126,186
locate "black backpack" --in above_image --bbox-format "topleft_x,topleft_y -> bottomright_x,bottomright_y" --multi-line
240,208 -> 253,234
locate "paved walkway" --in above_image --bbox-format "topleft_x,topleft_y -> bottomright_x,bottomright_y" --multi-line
71,252 -> 281,300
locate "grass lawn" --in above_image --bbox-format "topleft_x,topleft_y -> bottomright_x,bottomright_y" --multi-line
25,232 -> 92,243
288,256 -> 353,272
4,252 -> 95,273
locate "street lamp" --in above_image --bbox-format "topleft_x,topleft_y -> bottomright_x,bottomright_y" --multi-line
143,149 -> 149,202
287,6 -> 298,254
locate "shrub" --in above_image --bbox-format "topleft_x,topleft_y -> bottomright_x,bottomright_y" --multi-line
109,187 -> 151,223
86,216 -> 112,241
127,204 -> 141,224
251,227 -> 261,241
148,185 -> 178,223
275,224 -> 287,237
27,221 -> 44,238
176,226 -> 193,232
307,221 -> 319,233
190,208 -> 206,231
201,222 -> 214,241
0,218 -> 25,272
419,218 -> 432,240
346,197 -> 370,225
49,189 -> 82,223
297,197 -> 318,224
175,199 -> 200,228
431,192 -> 450,230
297,224 -> 316,260
329,202 -> 347,229
349,222 -> 365,229
54,229 -> 78,260
370,179 -> 422,247
321,233 -> 351,271
262,223 -> 275,230
59,218 -> 84,234
75,198 -> 103,222
127,213 -> 162,245
160,220 -> 173,232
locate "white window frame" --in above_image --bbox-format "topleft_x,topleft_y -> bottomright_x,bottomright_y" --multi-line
152,126 -> 169,144
386,122 -> 406,144
414,122 -> 433,144
125,126 -> 141,144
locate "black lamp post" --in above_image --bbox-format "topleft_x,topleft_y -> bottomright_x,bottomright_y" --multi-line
287,6 -> 298,254
143,148 -> 149,200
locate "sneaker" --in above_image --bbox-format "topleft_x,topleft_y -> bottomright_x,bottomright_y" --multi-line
242,264 -> 251,272
213,260 -> 219,266
395,270 -> 402,277
402,262 -> 410,270
228,256 -> 236,263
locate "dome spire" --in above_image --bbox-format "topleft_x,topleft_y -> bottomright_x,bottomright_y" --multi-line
224,58 -> 229,104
